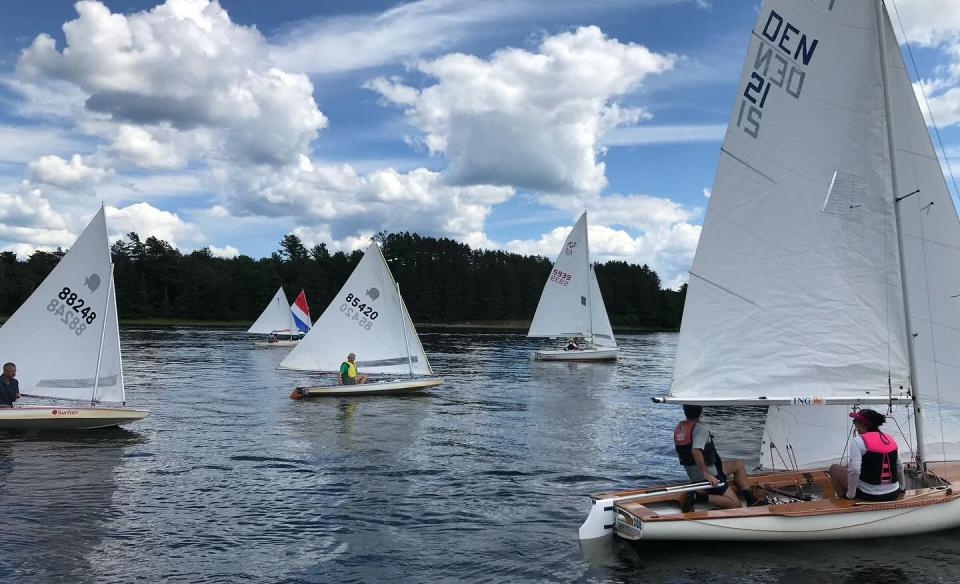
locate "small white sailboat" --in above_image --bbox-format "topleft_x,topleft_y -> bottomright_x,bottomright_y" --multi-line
0,207 -> 148,430
249,287 -> 307,347
528,212 -> 618,361
280,241 -> 443,397
580,0 -> 960,542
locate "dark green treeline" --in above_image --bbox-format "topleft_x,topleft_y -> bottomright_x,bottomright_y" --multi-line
0,232 -> 686,329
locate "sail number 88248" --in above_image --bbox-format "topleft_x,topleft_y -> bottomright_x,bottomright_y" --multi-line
46,286 -> 97,336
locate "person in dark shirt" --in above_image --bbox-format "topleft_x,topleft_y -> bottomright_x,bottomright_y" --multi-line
0,362 -> 20,407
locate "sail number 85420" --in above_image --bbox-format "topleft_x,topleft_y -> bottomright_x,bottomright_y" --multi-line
340,293 -> 379,331
46,286 -> 97,336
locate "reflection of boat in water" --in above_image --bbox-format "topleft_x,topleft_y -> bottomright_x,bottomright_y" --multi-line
249,287 -> 311,347
1,430 -> 135,580
0,208 -> 148,430
282,242 -> 443,397
528,212 -> 618,362
582,0 -> 960,542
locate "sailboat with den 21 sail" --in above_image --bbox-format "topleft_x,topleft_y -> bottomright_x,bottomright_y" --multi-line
580,0 -> 960,541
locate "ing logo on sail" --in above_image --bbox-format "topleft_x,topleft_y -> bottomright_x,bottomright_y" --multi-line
736,9 -> 819,139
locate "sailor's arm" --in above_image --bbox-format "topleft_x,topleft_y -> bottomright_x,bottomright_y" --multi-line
846,440 -> 863,499
691,448 -> 719,486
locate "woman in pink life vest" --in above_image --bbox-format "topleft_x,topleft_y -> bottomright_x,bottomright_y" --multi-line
829,409 -> 905,502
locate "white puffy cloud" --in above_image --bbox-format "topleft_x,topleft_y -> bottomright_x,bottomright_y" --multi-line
0,187 -> 68,229
27,154 -> 112,192
507,219 -> 700,289
894,0 -> 960,126
207,244 -> 239,258
228,161 -> 514,246
369,26 -> 675,193
0,186 -> 75,252
16,0 -> 326,168
505,191 -> 702,288
109,125 -> 184,169
106,202 -> 203,247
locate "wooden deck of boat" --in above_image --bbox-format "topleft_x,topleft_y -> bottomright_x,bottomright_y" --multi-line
604,462 -> 960,523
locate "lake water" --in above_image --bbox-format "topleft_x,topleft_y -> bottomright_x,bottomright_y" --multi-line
2,329 -> 959,583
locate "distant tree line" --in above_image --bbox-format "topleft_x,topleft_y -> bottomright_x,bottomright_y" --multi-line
0,232 -> 686,329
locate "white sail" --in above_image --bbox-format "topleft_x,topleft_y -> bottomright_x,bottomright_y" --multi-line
247,287 -> 294,334
279,242 -> 432,375
529,213 -> 593,338
588,266 -> 616,348
670,0 -> 910,402
0,208 -> 124,404
760,9 -> 960,465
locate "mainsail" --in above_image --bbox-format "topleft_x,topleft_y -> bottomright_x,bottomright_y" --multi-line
528,212 -> 615,345
279,242 -> 432,375
0,208 -> 124,404
669,0 -> 911,404
248,287 -> 294,334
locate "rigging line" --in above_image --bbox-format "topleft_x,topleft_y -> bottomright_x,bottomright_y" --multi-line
890,0 -> 960,204
889,0 -> 950,470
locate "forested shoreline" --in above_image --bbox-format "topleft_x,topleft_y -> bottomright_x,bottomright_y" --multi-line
0,232 -> 686,330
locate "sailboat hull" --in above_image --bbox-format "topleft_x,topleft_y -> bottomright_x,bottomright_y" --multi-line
582,464 -> 960,542
254,340 -> 300,347
293,377 -> 444,398
533,348 -> 618,361
0,405 -> 150,430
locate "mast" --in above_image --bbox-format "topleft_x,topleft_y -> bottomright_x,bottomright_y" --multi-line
876,0 -> 926,468
290,290 -> 296,335
398,283 -> 414,378
584,211 -> 594,343
91,263 -> 115,407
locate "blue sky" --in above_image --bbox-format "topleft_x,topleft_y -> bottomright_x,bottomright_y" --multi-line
0,0 -> 958,287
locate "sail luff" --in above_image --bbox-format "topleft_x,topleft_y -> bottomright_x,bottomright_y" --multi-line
876,0 -> 926,466
113,270 -> 126,406
398,283 -> 413,377
90,263 -> 114,406
585,212 -> 594,341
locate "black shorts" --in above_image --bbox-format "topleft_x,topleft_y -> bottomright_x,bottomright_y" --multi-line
707,470 -> 729,496
855,488 -> 901,502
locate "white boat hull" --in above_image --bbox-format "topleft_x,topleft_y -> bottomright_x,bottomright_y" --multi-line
533,348 -> 618,361
0,405 -> 150,430
582,464 -> 960,542
292,377 -> 444,398
254,340 -> 300,347
618,495 -> 960,541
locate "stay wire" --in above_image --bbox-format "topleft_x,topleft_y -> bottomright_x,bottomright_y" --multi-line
890,0 -> 951,469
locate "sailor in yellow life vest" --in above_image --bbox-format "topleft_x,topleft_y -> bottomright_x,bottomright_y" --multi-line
339,353 -> 368,385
